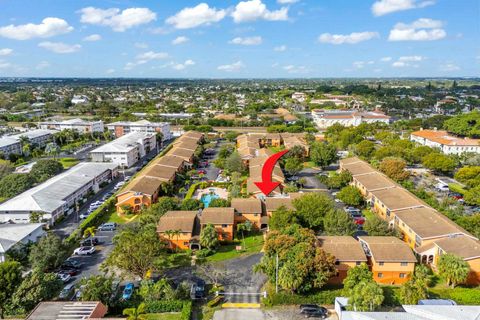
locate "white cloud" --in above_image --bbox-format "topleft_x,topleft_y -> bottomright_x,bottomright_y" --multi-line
218,61 -> 245,72
440,63 -> 460,71
353,60 -> 375,69
229,36 -> 262,45
0,17 -> 73,40
388,18 -> 446,41
372,0 -> 435,16
0,61 -> 12,69
172,59 -> 195,70
392,55 -> 424,67
283,65 -> 308,74
106,68 -> 115,74
380,56 -> 392,62
232,0 -> 288,23
277,0 -> 299,3
125,51 -> 169,70
318,31 -> 379,44
166,3 -> 226,29
83,34 -> 101,42
36,61 -> 50,70
38,42 -> 81,54
274,45 -> 287,52
0,48 -> 13,56
79,7 -> 156,32
172,36 -> 189,45
134,42 -> 149,49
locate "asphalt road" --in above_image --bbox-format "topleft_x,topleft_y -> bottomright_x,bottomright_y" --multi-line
213,307 -> 338,320
297,167 -> 327,191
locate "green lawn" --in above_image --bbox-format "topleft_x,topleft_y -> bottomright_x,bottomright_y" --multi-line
143,313 -> 181,320
59,157 -> 80,169
362,208 -> 375,220
106,209 -> 130,224
206,233 -> 264,262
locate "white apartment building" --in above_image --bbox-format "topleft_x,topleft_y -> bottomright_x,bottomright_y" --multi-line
39,118 -> 104,133
90,132 -> 156,168
410,129 -> 480,155
0,162 -> 118,224
0,137 -> 22,157
311,109 -> 390,129
291,92 -> 307,103
71,95 -> 89,105
0,223 -> 45,262
107,120 -> 172,141
9,129 -> 56,147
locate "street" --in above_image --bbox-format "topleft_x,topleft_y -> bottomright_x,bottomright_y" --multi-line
213,307 -> 338,320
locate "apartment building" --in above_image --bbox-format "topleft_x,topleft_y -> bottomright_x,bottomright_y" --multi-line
90,132 -> 156,168
107,120 -> 172,141
410,129 -> 480,155
0,136 -> 22,157
370,187 -> 424,221
39,118 -> 104,133
9,129 -> 55,147
200,207 -> 235,241
0,223 -> 45,262
231,198 -> 263,229
359,236 -> 416,285
264,197 -> 295,216
317,236 -> 367,285
157,211 -> 199,250
0,162 -> 118,224
311,109 -> 390,129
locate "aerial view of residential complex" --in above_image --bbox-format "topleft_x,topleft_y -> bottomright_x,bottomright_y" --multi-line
0,0 -> 479,319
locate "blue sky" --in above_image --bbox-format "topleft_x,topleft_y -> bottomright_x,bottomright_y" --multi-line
0,0 -> 478,78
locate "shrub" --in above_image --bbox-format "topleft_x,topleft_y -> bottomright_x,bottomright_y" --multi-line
181,301 -> 192,320
144,300 -> 184,313
262,289 -> 343,307
207,296 -> 224,307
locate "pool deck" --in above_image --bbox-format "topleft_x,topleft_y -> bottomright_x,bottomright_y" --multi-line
195,187 -> 229,200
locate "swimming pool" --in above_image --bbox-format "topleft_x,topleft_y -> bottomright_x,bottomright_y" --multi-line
201,193 -> 220,208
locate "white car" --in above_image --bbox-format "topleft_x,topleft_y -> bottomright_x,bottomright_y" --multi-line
79,212 -> 90,219
56,272 -> 72,283
73,246 -> 96,255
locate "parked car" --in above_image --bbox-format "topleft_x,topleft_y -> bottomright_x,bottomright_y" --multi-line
197,169 -> 207,174
75,285 -> 85,300
98,222 -> 117,231
80,237 -> 99,247
122,283 -> 134,300
73,246 -> 96,255
57,267 -> 79,276
79,212 -> 91,219
300,306 -> 328,318
58,283 -> 76,300
190,279 -> 206,300
56,272 -> 72,283
62,258 -> 83,269
450,192 -> 463,200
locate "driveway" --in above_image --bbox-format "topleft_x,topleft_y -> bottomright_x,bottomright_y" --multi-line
298,168 -> 327,191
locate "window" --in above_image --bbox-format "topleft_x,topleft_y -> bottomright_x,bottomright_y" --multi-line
335,260 -> 340,265
356,261 -> 361,266
183,242 -> 189,245
378,273 -> 383,278
379,261 -> 384,266
399,273 -> 406,278
221,224 -> 228,228
400,262 -> 408,266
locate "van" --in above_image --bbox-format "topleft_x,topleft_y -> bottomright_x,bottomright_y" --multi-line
436,183 -> 449,192
58,283 -> 75,300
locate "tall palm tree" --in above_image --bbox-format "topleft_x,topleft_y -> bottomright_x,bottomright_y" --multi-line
122,303 -> 147,320
172,229 -> 181,253
164,230 -> 174,250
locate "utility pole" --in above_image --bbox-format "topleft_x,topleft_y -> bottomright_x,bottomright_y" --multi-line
275,253 -> 279,293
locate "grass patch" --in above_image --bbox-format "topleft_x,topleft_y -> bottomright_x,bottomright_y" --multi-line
106,209 -> 130,224
448,183 -> 467,195
362,208 -> 375,220
143,313 -> 181,320
303,161 -> 317,169
205,233 -> 264,262
59,157 -> 80,169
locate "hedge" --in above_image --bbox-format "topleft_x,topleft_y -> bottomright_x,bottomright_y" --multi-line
448,183 -> 467,195
144,300 -> 184,313
262,289 -> 343,307
429,287 -> 480,305
181,301 -> 192,320
185,182 -> 209,199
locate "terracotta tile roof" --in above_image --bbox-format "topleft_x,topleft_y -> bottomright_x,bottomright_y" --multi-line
201,207 -> 235,225
434,235 -> 480,260
157,211 -> 198,233
411,130 -> 479,146
143,165 -> 177,181
265,197 -> 294,211
353,172 -> 396,191
173,139 -> 199,151
340,158 -> 376,176
169,147 -> 195,161
246,178 -> 282,195
395,207 -> 472,239
371,187 -> 424,211
155,155 -> 185,169
125,176 -> 162,195
231,198 -> 263,214
317,236 -> 367,262
339,157 -> 363,165
359,236 -> 417,262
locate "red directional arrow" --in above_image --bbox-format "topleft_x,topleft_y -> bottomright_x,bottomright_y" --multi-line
254,149 -> 289,196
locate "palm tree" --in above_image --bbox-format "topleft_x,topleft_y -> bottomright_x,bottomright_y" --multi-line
83,226 -> 96,246
45,142 -> 60,159
172,229 -> 181,253
438,253 -> 470,288
164,230 -> 175,250
122,303 -> 147,320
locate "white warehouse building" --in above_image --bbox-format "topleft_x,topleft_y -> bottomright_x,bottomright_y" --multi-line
39,118 -> 104,133
410,129 -> 480,155
89,132 -> 156,168
0,162 -> 118,225
311,109 -> 391,129
107,120 -> 171,141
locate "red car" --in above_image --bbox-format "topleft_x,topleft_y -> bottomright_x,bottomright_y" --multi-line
197,169 -> 206,174
353,216 -> 365,225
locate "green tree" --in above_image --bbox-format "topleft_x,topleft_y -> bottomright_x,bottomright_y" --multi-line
454,166 -> 480,188
464,186 -> 480,206
225,151 -> 244,173
399,276 -> 428,305
337,185 -> 364,207
45,142 -> 60,159
224,131 -> 239,142
0,173 -> 35,198
180,198 -> 203,210
80,275 -> 113,306
30,159 -> 63,183
200,224 -> 219,249
310,142 -> 338,168
293,193 -> 335,230
208,198 -> 231,208
355,140 -> 375,159
139,278 -> 176,302
0,160 -> 14,180
422,153 -> 457,173
123,303 -> 147,320
319,171 -> 352,189
348,280 -> 384,311
284,157 -> 303,176
363,215 -> 397,237
286,145 -> 306,160
343,263 -> 373,294
323,210 -> 357,236
29,233 -> 66,271
104,225 -> 164,278
0,261 -> 22,319
11,270 -> 63,314
379,157 -> 410,181
443,111 -> 480,138
437,253 -> 470,288
268,205 -> 298,231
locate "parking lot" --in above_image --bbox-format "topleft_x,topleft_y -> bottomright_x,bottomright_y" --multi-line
213,307 -> 338,320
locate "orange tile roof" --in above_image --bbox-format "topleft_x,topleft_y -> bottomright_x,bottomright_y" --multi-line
411,130 -> 479,146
